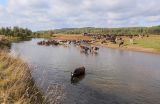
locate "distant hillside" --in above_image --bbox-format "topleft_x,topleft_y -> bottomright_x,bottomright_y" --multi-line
36,26 -> 160,36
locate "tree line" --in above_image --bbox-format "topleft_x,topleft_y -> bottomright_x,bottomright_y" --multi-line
1,26 -> 160,38
0,26 -> 32,38
37,26 -> 160,36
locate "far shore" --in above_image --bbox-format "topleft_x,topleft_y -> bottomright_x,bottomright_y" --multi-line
52,34 -> 160,55
100,44 -> 160,55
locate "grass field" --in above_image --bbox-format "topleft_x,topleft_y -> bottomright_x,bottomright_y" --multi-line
134,36 -> 160,51
53,34 -> 160,54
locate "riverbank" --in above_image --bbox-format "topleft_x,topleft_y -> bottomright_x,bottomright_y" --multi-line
0,36 -> 11,49
0,51 -> 45,104
53,34 -> 160,54
0,36 -> 65,103
0,36 -> 25,49
0,36 -> 43,103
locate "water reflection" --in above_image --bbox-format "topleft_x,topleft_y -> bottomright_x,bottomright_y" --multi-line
80,50 -> 99,56
71,75 -> 85,85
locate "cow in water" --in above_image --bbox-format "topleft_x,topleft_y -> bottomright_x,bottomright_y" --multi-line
80,45 -> 90,53
90,46 -> 99,53
71,67 -> 85,80
92,47 -> 99,51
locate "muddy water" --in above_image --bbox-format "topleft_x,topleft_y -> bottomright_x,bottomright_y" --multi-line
10,38 -> 160,104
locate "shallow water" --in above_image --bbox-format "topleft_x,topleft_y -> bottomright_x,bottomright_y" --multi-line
10,38 -> 160,104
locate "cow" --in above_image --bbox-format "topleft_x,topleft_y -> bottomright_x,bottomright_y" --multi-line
71,67 -> 85,80
90,46 -> 99,53
119,40 -> 124,47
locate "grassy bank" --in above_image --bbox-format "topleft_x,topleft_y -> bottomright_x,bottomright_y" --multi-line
0,51 -> 44,104
97,35 -> 160,54
0,36 -> 25,49
0,36 -> 65,104
0,36 -> 11,49
53,34 -> 160,54
133,36 -> 160,51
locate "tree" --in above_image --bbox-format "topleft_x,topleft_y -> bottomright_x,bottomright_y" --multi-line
0,26 -> 32,38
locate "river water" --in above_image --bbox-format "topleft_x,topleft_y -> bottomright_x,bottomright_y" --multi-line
10,38 -> 160,104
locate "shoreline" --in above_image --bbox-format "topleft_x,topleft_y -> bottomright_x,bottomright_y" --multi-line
0,36 -> 64,104
0,51 -> 45,103
99,44 -> 160,55
53,34 -> 160,55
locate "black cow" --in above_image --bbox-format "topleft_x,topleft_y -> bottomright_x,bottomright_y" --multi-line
71,67 -> 85,80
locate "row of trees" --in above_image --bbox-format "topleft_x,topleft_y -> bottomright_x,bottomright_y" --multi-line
1,26 -> 160,38
0,27 -> 32,38
42,26 -> 160,35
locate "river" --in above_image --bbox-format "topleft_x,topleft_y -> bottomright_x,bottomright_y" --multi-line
10,38 -> 160,104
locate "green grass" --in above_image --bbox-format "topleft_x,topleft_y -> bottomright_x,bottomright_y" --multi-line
134,37 -> 160,51
121,36 -> 160,52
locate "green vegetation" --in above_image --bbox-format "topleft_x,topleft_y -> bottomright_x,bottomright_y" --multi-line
134,36 -> 160,51
0,35 -> 26,50
99,35 -> 160,52
1,25 -> 160,39
32,32 -> 55,38
0,38 -> 11,49
0,27 -> 32,39
37,26 -> 160,36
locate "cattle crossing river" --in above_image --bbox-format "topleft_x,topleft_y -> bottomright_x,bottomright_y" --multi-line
10,38 -> 160,104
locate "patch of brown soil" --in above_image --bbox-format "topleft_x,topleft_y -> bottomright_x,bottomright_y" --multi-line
53,34 -> 93,41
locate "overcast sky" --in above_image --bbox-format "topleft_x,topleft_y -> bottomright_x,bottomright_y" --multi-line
0,0 -> 160,31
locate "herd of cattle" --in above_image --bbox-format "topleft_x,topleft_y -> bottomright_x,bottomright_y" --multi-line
37,33 -> 148,55
84,33 -> 128,47
37,40 -> 60,46
37,33 -> 150,83
37,39 -> 100,54
83,33 -> 148,47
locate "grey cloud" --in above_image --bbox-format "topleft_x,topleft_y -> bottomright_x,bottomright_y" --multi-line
0,0 -> 160,31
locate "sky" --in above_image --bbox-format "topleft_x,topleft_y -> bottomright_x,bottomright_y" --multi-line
0,0 -> 160,31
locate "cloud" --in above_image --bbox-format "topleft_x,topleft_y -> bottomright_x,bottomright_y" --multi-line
0,0 -> 160,31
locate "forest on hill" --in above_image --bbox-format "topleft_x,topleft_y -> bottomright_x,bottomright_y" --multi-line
1,26 -> 160,38
36,25 -> 160,36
